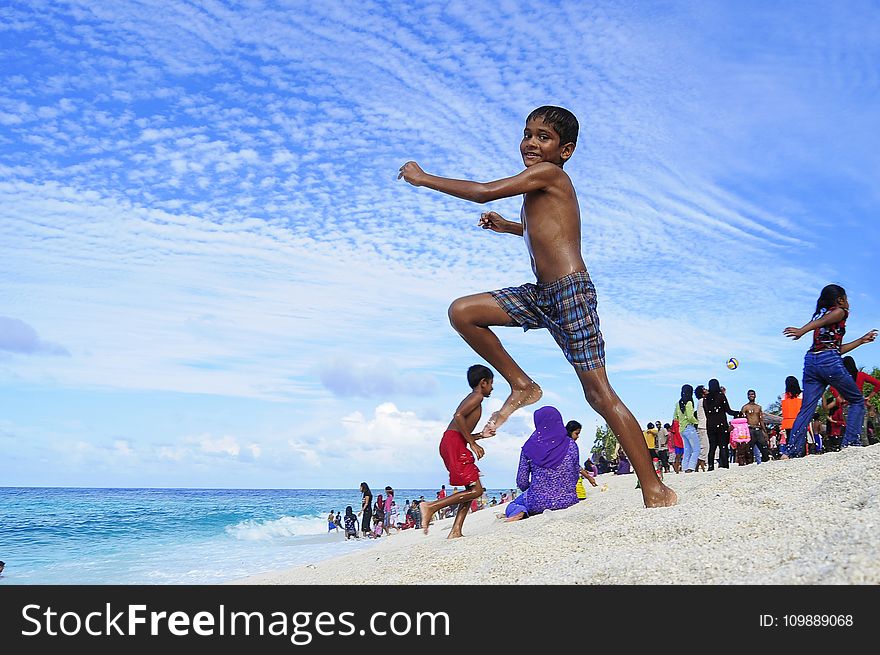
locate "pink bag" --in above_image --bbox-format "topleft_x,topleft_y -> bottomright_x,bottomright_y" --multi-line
729,418 -> 751,444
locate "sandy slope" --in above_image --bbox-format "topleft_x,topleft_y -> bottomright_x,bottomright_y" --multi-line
235,445 -> 880,585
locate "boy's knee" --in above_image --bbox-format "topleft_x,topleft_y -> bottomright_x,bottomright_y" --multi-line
583,386 -> 612,413
447,298 -> 466,328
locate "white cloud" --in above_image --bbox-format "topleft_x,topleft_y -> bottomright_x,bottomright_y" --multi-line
195,434 -> 241,457
2,1 -> 878,486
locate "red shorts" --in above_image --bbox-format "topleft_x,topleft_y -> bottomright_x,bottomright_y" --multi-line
439,429 -> 480,486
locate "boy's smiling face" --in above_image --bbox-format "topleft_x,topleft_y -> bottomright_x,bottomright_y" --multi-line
521,117 -> 575,167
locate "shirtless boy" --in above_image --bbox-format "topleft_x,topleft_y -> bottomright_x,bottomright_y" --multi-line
419,364 -> 494,538
740,389 -> 771,463
399,106 -> 675,507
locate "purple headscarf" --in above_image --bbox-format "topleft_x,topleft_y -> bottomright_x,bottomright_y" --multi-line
521,406 -> 570,469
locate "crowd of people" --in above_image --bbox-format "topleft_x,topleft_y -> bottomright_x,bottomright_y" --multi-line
328,482 -> 523,541
637,364 -> 879,474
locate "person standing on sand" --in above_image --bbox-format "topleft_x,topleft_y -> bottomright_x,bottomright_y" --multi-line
373,494 -> 385,536
695,385 -> 709,471
383,486 -> 398,535
643,422 -> 659,464
399,106 -> 675,508
655,421 -> 670,473
780,376 -> 802,447
740,390 -> 771,464
666,421 -> 683,473
704,379 -> 737,470
359,482 -> 373,538
673,385 -> 700,473
419,364 -> 495,539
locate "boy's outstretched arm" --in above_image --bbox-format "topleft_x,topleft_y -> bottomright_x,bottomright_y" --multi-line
398,161 -> 560,204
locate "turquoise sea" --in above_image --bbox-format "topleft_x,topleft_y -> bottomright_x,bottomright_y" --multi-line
0,487 -> 507,584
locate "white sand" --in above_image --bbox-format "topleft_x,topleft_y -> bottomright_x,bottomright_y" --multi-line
235,446 -> 880,585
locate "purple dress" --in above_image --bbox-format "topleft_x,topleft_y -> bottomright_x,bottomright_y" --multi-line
516,439 -> 580,515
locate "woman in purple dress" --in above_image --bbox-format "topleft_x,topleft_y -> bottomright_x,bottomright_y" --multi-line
516,406 -> 581,516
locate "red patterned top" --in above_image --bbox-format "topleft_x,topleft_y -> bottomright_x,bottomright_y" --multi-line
810,308 -> 847,352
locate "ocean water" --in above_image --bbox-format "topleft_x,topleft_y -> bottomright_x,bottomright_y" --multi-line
0,487 -> 508,585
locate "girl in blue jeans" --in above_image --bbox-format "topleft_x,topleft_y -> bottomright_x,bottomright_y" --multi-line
673,384 -> 700,472
782,284 -> 877,458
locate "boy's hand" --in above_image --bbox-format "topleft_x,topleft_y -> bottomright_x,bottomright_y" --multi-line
861,329 -> 878,344
398,161 -> 425,186
478,211 -> 507,232
471,443 -> 485,460
783,326 -> 804,340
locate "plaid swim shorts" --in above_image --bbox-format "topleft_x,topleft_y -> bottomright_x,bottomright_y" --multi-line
489,270 -> 605,371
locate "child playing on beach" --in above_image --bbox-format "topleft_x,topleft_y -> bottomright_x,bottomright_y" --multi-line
399,106 -> 675,508
383,487 -> 398,535
782,284 -> 877,458
373,494 -> 385,535
418,364 -> 495,538
343,506 -> 359,540
667,421 -> 683,473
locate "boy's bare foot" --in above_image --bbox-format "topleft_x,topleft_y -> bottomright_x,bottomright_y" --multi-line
419,502 -> 434,534
481,381 -> 542,435
643,484 -> 677,508
447,530 -> 463,539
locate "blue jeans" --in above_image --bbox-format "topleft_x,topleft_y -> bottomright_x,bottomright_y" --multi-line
681,424 -> 700,471
785,350 -> 865,457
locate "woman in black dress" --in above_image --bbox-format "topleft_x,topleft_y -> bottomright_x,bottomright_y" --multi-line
359,482 -> 373,537
703,378 -> 739,469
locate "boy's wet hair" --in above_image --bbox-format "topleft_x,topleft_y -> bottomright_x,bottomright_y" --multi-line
527,106 -> 579,146
467,363 -> 494,388
812,283 -> 847,319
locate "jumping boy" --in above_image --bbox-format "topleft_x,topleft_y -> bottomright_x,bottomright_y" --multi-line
399,106 -> 676,507
419,364 -> 494,538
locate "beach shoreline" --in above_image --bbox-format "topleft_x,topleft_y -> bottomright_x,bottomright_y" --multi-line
233,446 -> 880,585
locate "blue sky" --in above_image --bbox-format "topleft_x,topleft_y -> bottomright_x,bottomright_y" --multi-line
1,1 -> 878,489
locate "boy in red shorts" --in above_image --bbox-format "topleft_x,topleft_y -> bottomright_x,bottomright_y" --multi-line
420,364 -> 494,539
